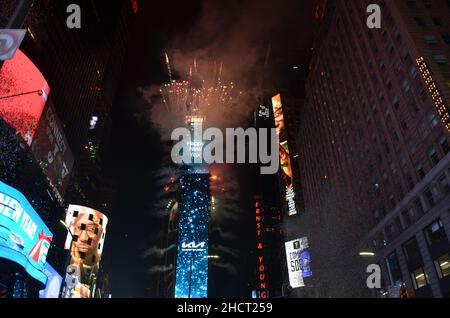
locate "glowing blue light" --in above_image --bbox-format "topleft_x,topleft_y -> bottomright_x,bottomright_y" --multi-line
175,173 -> 210,298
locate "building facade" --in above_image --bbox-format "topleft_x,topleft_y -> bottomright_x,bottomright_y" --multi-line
297,0 -> 450,297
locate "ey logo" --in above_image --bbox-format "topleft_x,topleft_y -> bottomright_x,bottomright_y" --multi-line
366,4 -> 381,29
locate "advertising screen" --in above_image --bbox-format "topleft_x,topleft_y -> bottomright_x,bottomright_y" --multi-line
62,205 -> 108,298
285,237 -> 311,288
175,173 -> 210,298
0,49 -> 50,145
272,94 -> 297,215
31,102 -> 74,200
0,181 -> 53,285
39,263 -> 63,298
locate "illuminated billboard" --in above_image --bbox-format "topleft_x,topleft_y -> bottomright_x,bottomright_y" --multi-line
31,103 -> 74,200
272,94 -> 297,216
39,263 -> 63,298
0,49 -> 50,145
175,173 -> 210,298
285,237 -> 311,288
0,181 -> 53,285
62,205 -> 108,298
255,198 -> 268,298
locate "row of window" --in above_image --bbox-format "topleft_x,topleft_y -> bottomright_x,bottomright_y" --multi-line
374,166 -> 450,244
406,0 -> 450,9
387,218 -> 450,291
424,35 -> 450,45
415,16 -> 444,27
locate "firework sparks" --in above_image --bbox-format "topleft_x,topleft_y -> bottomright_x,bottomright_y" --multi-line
164,52 -> 173,83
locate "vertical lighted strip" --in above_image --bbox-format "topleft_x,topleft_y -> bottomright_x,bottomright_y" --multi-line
416,57 -> 450,131
255,199 -> 268,298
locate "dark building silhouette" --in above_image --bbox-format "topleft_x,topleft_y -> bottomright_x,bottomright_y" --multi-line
296,0 -> 450,297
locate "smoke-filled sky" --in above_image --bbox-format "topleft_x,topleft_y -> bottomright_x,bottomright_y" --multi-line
106,0 -> 314,298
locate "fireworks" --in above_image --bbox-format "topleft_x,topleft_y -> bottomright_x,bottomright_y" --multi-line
164,52 -> 172,83
159,55 -> 243,123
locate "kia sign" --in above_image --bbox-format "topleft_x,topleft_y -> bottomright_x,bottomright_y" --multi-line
181,241 -> 206,252
0,29 -> 26,60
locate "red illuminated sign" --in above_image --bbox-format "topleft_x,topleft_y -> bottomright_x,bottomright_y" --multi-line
255,199 -> 268,298
131,0 -> 138,13
0,49 -> 50,145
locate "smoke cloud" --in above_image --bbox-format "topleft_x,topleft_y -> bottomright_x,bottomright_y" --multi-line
143,244 -> 176,258
147,264 -> 174,275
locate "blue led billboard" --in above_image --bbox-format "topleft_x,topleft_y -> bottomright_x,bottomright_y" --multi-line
174,173 -> 210,298
0,180 -> 53,285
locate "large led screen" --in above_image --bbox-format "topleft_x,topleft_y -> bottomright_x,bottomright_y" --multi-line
0,180 -> 53,285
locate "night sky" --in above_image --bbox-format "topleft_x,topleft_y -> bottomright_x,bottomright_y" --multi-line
103,0 -> 314,298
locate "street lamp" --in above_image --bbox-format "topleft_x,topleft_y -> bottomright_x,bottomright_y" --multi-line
59,220 -> 74,298
359,251 -> 376,257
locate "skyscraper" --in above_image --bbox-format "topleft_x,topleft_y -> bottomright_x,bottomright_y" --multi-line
296,0 -> 450,297
174,116 -> 210,298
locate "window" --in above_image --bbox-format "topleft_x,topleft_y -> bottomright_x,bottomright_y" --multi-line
387,252 -> 403,284
408,139 -> 417,154
402,208 -> 414,227
393,29 -> 400,41
411,268 -> 429,290
410,65 -> 418,79
400,47 -> 409,60
386,79 -> 392,89
424,35 -> 438,44
428,148 -> 440,166
387,42 -> 394,54
415,17 -> 425,26
440,137 -> 450,154
435,254 -> 450,279
407,175 -> 415,190
429,111 -> 439,126
416,164 -> 426,180
432,17 -> 442,26
420,88 -> 428,102
394,60 -> 402,73
390,162 -> 398,174
402,79 -> 410,93
414,197 -> 425,215
434,55 -> 448,65
393,96 -> 400,109
443,34 -> 450,44
418,120 -> 430,139
424,219 -> 447,245
403,237 -> 422,262
423,188 -> 435,208
438,175 -> 450,194
400,119 -> 408,131
391,129 -> 399,143
389,194 -> 396,209
406,0 -> 417,8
